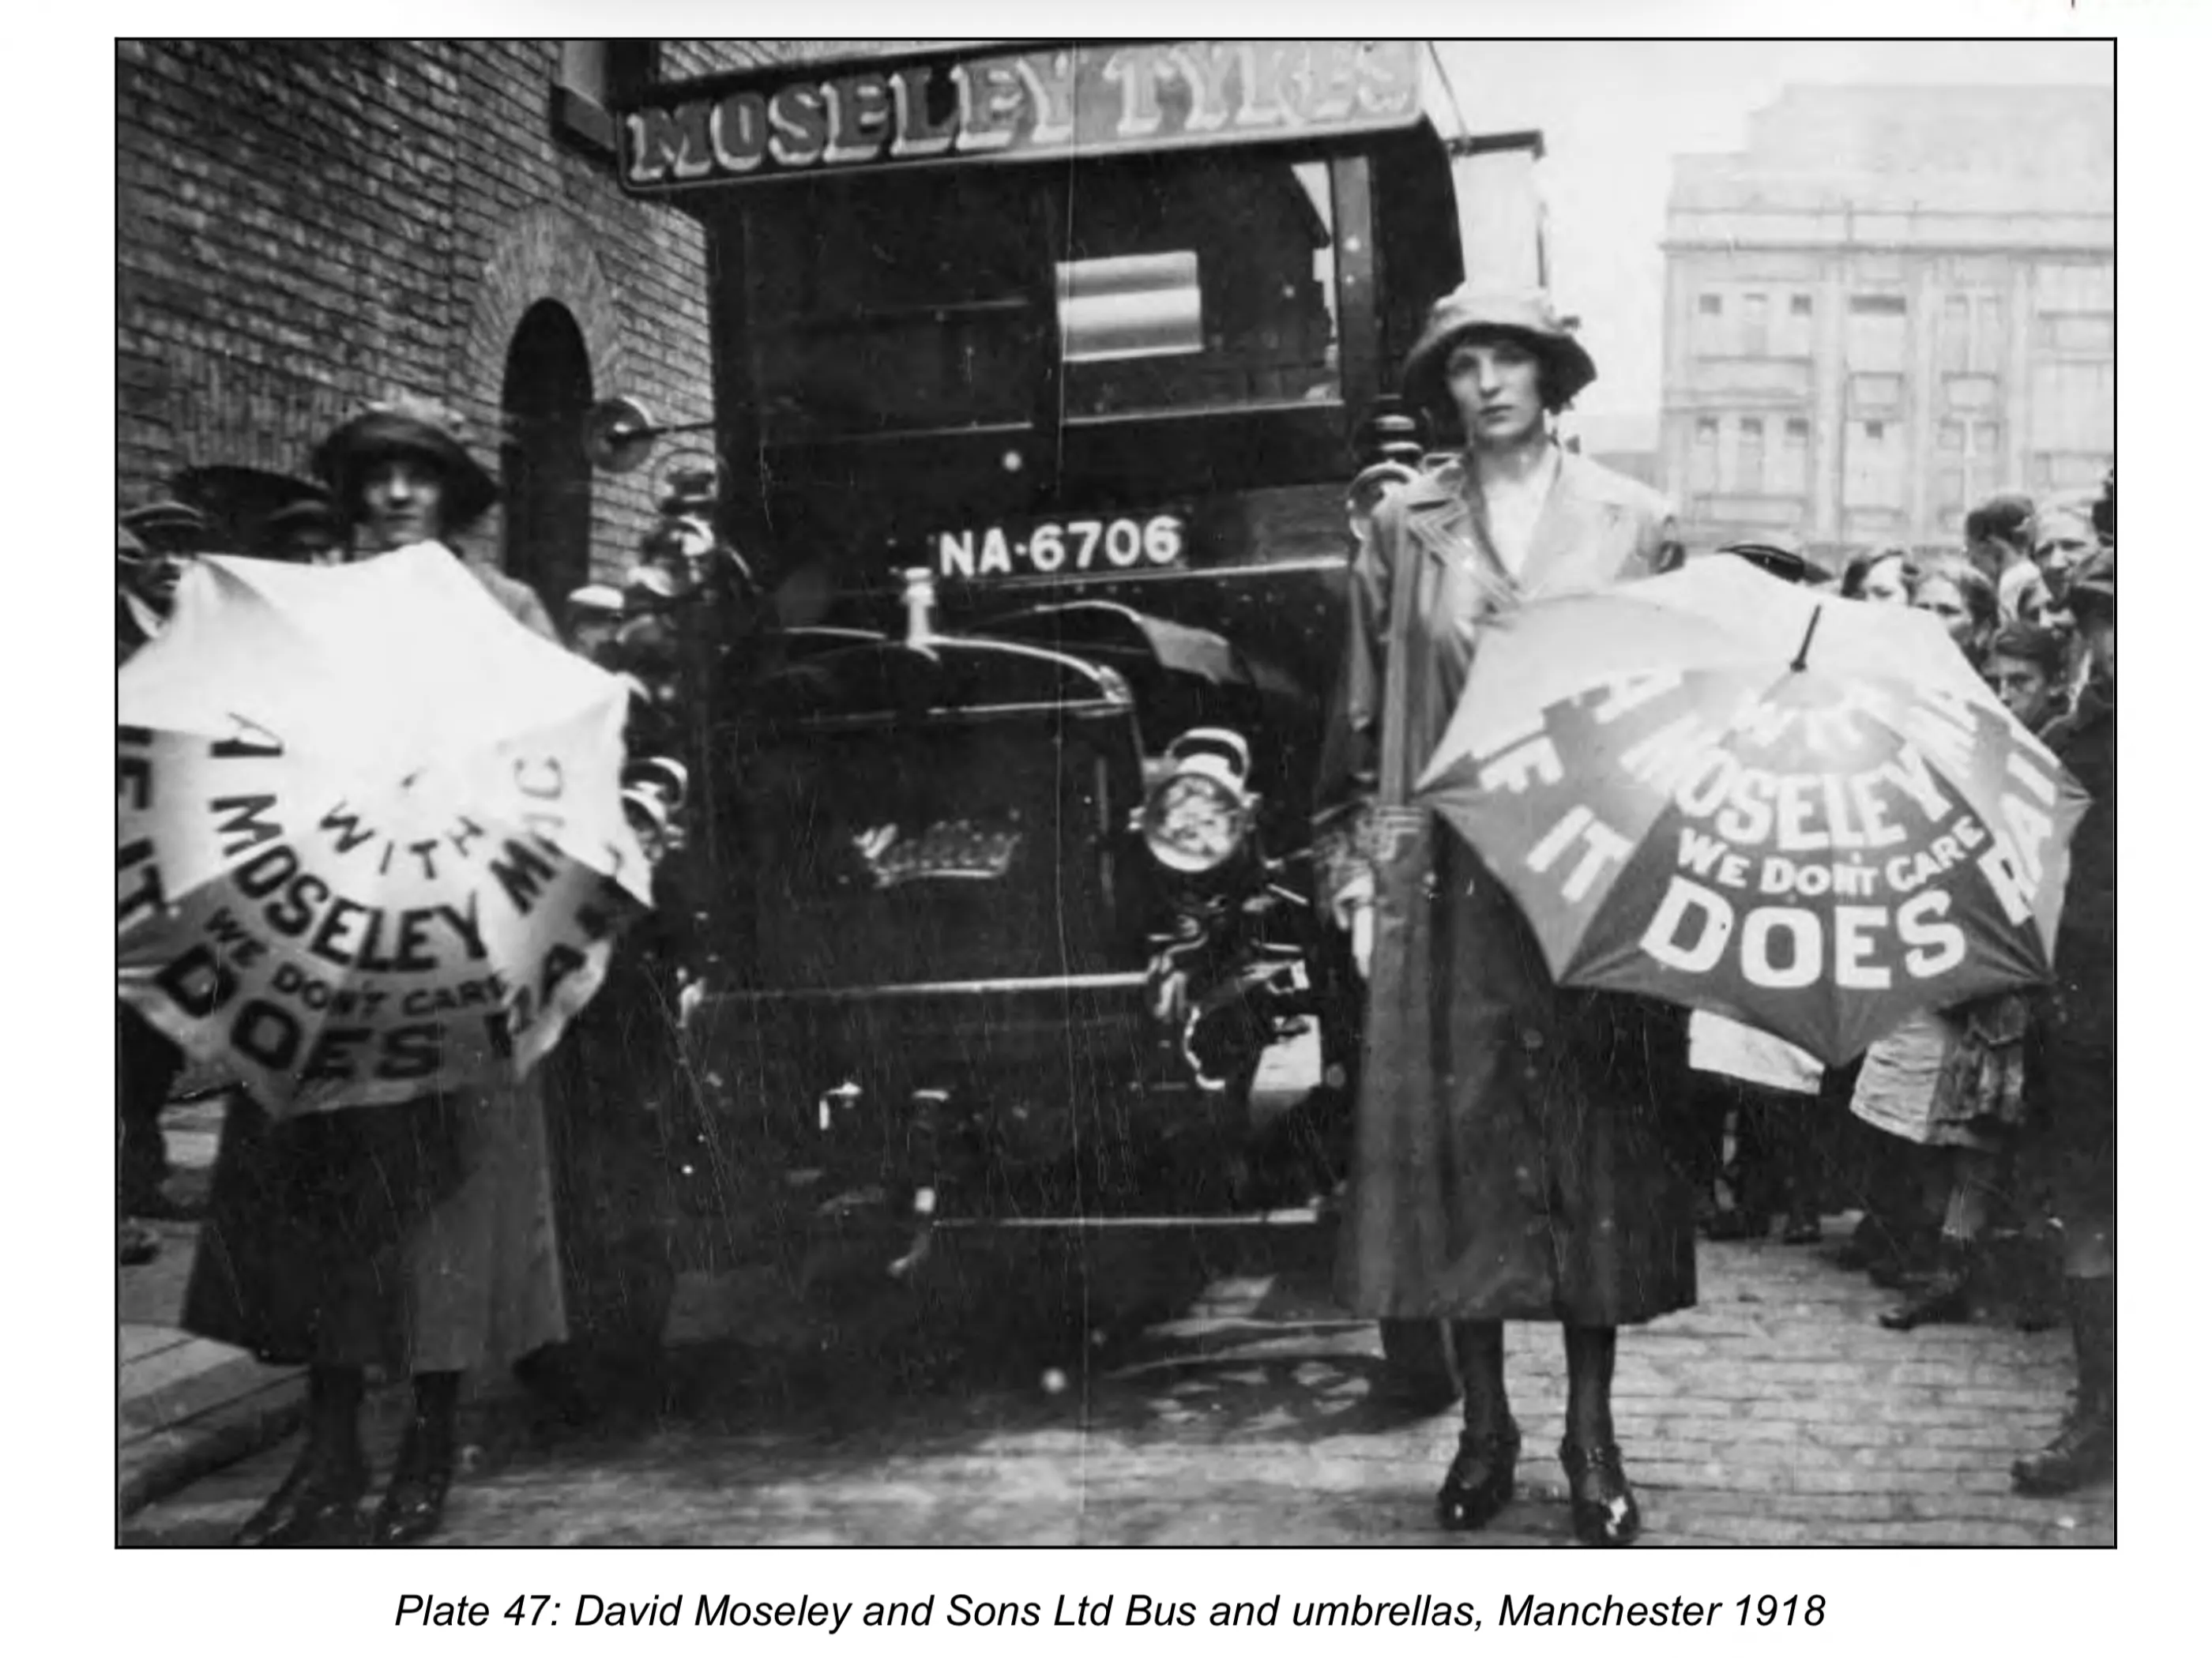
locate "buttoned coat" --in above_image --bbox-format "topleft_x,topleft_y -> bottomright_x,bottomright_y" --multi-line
1315,448 -> 1699,1325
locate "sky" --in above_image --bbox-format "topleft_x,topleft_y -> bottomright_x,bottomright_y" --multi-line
1431,39 -> 2116,450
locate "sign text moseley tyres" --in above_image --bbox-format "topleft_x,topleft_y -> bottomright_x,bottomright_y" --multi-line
621,40 -> 1421,190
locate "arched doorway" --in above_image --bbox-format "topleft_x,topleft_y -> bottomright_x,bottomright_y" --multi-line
501,300 -> 594,620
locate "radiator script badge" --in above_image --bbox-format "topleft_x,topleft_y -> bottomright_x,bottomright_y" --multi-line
852,818 -> 1022,889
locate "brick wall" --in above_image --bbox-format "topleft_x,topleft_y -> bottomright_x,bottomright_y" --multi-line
116,38 -> 909,591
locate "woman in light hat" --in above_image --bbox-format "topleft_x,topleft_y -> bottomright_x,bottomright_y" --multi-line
182,398 -> 567,1547
310,396 -> 556,633
1315,288 -> 1691,1546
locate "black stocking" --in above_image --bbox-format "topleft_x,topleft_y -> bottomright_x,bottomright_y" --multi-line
1449,1320 -> 1510,1436
1563,1325 -> 1618,1448
306,1363 -> 366,1466
409,1370 -> 461,1460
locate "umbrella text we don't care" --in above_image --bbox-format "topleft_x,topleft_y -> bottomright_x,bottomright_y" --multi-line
118,716 -> 620,1107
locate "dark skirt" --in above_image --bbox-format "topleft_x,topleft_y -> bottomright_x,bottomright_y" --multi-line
182,1080 -> 567,1374
1338,821 -> 1699,1326
182,1095 -> 465,1368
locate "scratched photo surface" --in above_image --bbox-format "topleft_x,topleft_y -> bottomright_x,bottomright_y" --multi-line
118,37 -> 2116,1552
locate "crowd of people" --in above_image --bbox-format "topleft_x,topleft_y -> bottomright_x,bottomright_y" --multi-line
1684,480 -> 2117,1498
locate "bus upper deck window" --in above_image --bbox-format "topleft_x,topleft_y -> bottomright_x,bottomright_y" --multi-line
1059,156 -> 1341,420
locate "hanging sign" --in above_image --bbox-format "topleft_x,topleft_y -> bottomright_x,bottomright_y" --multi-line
619,39 -> 1424,192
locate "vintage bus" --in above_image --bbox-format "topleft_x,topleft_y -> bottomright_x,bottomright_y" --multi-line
571,39 -> 1550,1386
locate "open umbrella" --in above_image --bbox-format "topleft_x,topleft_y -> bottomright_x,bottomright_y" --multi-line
118,545 -> 653,1116
1416,556 -> 2089,1064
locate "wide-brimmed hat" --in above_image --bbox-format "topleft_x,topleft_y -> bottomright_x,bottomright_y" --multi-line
1717,535 -> 1829,587
1401,286 -> 1597,429
310,397 -> 498,532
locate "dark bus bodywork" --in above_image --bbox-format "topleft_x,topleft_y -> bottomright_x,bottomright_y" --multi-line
603,41 -> 1547,1269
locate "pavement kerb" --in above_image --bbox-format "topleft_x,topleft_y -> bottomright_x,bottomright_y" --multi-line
119,1363 -> 307,1519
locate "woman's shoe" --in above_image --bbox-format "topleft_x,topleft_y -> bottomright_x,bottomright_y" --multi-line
233,1442 -> 367,1547
1880,1243 -> 1973,1330
1559,1438 -> 1642,1547
2011,1392 -> 2115,1494
2013,1279 -> 2116,1495
1435,1422 -> 1521,1532
118,1220 -> 160,1268
371,1423 -> 455,1547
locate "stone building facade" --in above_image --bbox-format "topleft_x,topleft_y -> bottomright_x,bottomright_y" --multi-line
115,39 -> 916,610
1657,85 -> 2113,564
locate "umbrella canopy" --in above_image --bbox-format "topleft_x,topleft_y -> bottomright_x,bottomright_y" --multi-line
118,545 -> 653,1116
1416,556 -> 2089,1064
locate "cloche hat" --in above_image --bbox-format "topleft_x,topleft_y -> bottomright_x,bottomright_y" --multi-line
1401,286 -> 1597,428
310,394 -> 498,532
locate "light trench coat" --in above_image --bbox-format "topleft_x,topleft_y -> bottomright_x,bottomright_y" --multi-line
1315,447 -> 1699,1325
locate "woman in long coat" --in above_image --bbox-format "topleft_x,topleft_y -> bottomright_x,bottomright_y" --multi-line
1315,288 -> 1693,1547
182,400 -> 567,1546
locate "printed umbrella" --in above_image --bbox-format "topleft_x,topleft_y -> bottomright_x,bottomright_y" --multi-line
118,544 -> 653,1116
1416,555 -> 2089,1064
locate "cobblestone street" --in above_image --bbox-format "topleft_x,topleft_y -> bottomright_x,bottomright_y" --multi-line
122,1219 -> 2114,1548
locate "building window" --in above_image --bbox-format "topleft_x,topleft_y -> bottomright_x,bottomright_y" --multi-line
1777,292 -> 1815,357
554,40 -> 659,155
1691,417 -> 1721,493
2039,314 -> 2115,355
1934,418 -> 2003,518
1733,416 -> 1765,492
1938,291 -> 2007,374
1845,419 -> 1905,510
1738,294 -> 1770,357
1693,292 -> 1726,355
1845,293 -> 1909,374
1777,418 -> 1810,497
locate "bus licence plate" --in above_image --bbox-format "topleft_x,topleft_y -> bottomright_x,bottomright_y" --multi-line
935,513 -> 1187,581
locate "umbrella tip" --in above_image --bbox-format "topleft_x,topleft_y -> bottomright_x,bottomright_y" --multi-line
1790,605 -> 1824,672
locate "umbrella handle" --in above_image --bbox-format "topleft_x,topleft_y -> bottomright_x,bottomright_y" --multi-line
1790,604 -> 1824,672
